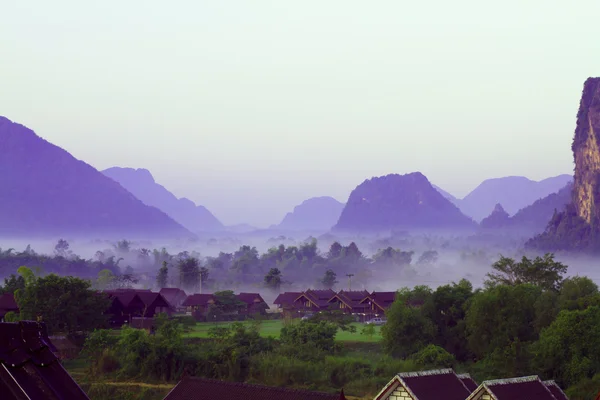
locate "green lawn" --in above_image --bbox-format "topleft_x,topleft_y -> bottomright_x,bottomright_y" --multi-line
184,319 -> 383,343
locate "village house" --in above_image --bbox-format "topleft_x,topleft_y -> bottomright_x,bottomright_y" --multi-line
160,288 -> 188,312
273,291 -> 303,316
327,290 -> 370,318
373,369 -> 473,400
104,289 -> 172,327
0,321 -> 90,399
163,376 -> 347,400
294,289 -> 336,313
182,294 -> 217,320
0,293 -> 19,322
359,291 -> 396,317
465,376 -> 566,400
236,292 -> 269,315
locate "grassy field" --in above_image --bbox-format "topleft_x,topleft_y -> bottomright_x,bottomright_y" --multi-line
183,319 -> 383,342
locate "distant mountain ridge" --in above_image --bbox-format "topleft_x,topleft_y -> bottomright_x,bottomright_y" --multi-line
103,167 -> 223,233
0,116 -> 192,239
333,172 -> 476,233
276,196 -> 345,232
433,175 -> 573,222
478,182 -> 572,234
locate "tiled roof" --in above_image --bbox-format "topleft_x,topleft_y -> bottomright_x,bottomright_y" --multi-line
136,292 -> 171,308
237,293 -> 266,305
273,292 -> 302,306
457,373 -> 478,392
299,289 -> 337,308
159,288 -> 188,307
163,376 -> 346,400
468,376 -> 558,400
330,290 -> 371,309
398,369 -> 472,400
360,292 -> 396,310
182,294 -> 215,307
104,290 -> 141,308
543,381 -> 568,400
0,293 -> 18,310
0,321 -> 89,399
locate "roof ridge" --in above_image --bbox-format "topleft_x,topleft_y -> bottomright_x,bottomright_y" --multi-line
484,375 -> 541,386
398,368 -> 455,378
457,373 -> 473,379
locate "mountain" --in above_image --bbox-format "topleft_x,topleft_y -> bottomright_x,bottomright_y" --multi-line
480,204 -> 511,230
509,182 -> 572,233
333,172 -> 476,233
459,174 -> 573,221
276,196 -> 345,231
103,167 -> 223,233
528,78 -> 600,251
0,116 -> 192,239
432,184 -> 460,206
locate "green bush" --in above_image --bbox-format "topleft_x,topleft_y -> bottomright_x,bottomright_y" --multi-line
410,344 -> 456,368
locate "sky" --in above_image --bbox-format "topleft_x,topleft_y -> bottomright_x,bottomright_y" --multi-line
1,1 -> 598,227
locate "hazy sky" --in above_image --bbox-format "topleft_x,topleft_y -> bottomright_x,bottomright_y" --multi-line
2,1 -> 598,226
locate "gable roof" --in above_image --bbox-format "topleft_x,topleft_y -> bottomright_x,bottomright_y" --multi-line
159,288 -> 187,307
182,294 -> 215,307
296,289 -> 336,308
237,293 -> 267,305
467,376 -> 558,400
136,291 -> 171,309
375,369 -> 472,400
360,291 -> 397,311
104,290 -> 144,308
0,321 -> 89,399
328,290 -> 370,309
273,292 -> 302,306
163,376 -> 345,400
543,381 -> 568,400
457,373 -> 479,392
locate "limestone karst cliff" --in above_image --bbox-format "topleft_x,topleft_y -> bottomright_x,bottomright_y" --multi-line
527,78 -> 600,251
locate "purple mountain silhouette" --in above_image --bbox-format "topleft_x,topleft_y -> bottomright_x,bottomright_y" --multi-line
458,175 -> 573,221
276,196 -> 345,232
0,116 -> 192,239
103,167 -> 223,233
333,172 -> 476,233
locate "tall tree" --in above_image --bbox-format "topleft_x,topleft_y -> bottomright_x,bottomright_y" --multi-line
321,269 -> 338,289
264,268 -> 282,291
156,261 -> 169,289
178,257 -> 200,292
54,239 -> 71,258
485,253 -> 567,291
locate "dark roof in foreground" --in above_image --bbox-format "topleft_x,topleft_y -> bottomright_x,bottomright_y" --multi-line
163,376 -> 346,400
0,321 -> 89,399
398,369 -> 472,400
468,376 -> 558,400
457,373 -> 479,392
543,381 -> 569,400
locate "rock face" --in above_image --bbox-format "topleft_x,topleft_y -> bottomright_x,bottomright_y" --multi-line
333,172 -> 476,233
103,167 -> 223,233
277,196 -> 345,232
0,116 -> 192,239
480,204 -> 510,229
510,183 -> 572,233
458,175 -> 573,221
527,78 -> 600,251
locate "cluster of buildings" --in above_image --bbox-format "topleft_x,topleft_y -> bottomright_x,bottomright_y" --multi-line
274,289 -> 398,319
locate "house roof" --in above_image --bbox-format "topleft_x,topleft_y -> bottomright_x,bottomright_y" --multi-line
0,293 -> 18,311
467,376 -> 558,400
273,292 -> 302,306
136,292 -> 171,309
104,290 -> 143,308
543,381 -> 568,400
457,373 -> 479,392
297,289 -> 336,308
182,294 -> 215,307
0,321 -> 89,399
360,292 -> 396,311
237,293 -> 267,305
159,288 -> 187,307
375,369 -> 472,400
163,376 -> 346,400
329,290 -> 370,309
